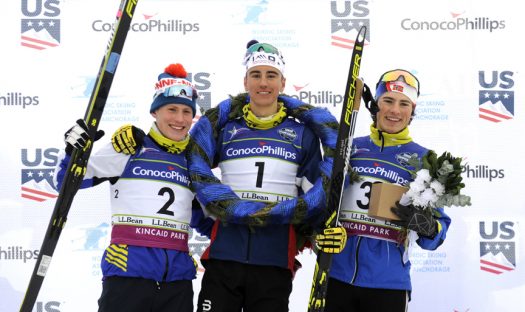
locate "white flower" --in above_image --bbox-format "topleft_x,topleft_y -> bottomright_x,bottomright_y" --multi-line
414,169 -> 432,184
420,188 -> 438,206
429,180 -> 445,196
412,194 -> 427,207
404,187 -> 419,199
408,180 -> 426,193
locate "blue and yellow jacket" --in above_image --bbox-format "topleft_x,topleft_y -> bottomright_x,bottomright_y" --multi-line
330,126 -> 451,291
55,133 -> 213,282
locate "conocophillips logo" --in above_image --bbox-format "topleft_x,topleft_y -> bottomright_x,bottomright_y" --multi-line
92,13 -> 200,34
21,0 -> 61,50
478,70 -> 514,123
131,166 -> 190,185
330,0 -> 370,49
401,11 -> 505,32
462,164 -> 504,181
0,245 -> 39,263
352,165 -> 409,185
479,221 -> 516,274
289,85 -> 344,107
21,148 -> 59,202
225,144 -> 297,161
0,92 -> 40,109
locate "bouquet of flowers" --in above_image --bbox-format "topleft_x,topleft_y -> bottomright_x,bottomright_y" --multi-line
399,150 -> 471,209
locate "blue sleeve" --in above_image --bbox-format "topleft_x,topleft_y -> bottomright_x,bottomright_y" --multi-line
55,153 -> 94,190
190,199 -> 214,238
297,125 -> 322,191
416,207 -> 451,250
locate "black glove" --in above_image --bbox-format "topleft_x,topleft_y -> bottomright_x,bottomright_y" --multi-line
390,201 -> 437,237
64,119 -> 104,155
111,124 -> 145,155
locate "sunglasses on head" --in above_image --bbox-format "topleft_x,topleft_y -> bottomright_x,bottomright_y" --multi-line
246,42 -> 280,54
378,69 -> 420,95
155,84 -> 195,100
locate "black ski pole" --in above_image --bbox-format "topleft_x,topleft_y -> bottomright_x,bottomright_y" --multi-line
19,1 -> 139,311
307,26 -> 367,312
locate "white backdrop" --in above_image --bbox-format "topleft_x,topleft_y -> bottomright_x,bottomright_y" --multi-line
1,0 -> 524,311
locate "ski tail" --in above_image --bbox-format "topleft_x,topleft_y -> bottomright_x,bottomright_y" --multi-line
307,26 -> 366,312
19,1 -> 138,311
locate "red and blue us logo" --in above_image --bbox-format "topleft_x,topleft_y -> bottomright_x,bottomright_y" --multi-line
479,221 -> 516,275
21,0 -> 61,50
478,70 -> 514,123
20,148 -> 59,202
330,0 -> 370,49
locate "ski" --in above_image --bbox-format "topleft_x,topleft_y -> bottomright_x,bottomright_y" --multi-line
307,26 -> 366,312
19,1 -> 138,311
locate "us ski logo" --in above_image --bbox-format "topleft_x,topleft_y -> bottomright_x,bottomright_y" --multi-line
21,0 -> 61,50
330,1 -> 370,49
478,70 -> 514,123
479,221 -> 516,275
20,148 -> 59,202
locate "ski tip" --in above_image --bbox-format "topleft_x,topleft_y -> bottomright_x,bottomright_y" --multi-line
357,26 -> 367,43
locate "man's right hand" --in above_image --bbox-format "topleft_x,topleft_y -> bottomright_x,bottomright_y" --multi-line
111,124 -> 145,155
64,119 -> 104,155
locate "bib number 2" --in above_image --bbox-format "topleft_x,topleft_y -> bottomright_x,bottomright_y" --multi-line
157,187 -> 175,216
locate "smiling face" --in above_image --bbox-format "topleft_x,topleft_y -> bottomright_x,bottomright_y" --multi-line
151,103 -> 193,141
244,65 -> 286,117
375,91 -> 414,134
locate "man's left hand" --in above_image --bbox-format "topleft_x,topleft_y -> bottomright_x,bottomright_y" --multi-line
111,124 -> 145,155
390,202 -> 438,237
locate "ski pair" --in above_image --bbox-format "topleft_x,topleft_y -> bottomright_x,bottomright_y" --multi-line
307,26 -> 367,312
19,1 -> 139,311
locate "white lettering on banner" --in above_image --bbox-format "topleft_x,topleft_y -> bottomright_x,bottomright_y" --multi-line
170,232 -> 185,240
131,226 -> 187,240
352,165 -> 409,185
135,228 -> 169,237
341,220 -> 400,242
369,226 -> 390,236
225,145 -> 297,160
132,166 -> 189,184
